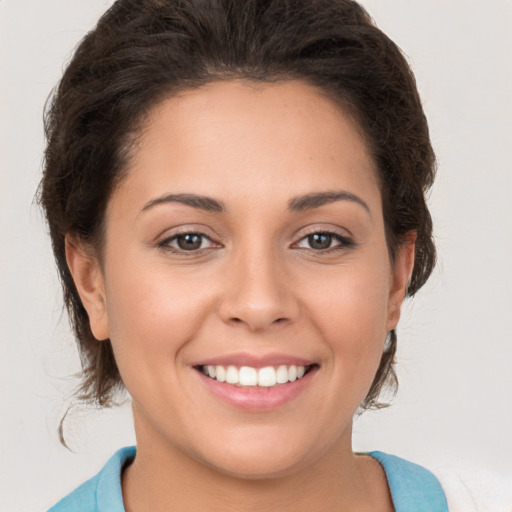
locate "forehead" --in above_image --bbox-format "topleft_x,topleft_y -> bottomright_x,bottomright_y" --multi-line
114,79 -> 380,215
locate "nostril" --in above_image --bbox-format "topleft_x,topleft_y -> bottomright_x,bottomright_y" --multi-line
230,316 -> 288,326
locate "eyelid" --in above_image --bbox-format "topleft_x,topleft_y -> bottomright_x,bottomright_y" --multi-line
291,227 -> 356,251
293,222 -> 354,239
156,226 -> 223,253
155,223 -> 221,242
154,224 -> 355,254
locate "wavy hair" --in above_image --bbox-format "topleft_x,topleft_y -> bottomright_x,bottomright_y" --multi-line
40,0 -> 436,419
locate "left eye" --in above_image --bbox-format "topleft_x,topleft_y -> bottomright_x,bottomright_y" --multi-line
295,232 -> 350,251
160,233 -> 214,252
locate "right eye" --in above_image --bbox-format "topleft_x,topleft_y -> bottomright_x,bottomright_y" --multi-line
159,232 -> 217,252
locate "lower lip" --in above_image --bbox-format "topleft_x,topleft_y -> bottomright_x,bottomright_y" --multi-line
195,367 -> 318,411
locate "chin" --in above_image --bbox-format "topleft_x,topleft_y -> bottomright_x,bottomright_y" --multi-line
187,426 -> 331,481
202,449 -> 311,481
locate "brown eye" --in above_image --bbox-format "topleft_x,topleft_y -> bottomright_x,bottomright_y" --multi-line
176,233 -> 204,251
307,233 -> 333,250
159,232 -> 216,252
295,231 -> 355,252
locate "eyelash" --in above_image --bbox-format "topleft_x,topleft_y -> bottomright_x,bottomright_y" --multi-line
157,231 -> 219,254
293,231 -> 355,252
157,230 -> 355,254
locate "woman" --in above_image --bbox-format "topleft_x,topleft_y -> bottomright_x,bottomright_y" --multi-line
41,0 -> 444,510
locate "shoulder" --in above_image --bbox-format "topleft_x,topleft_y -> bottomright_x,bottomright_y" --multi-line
47,446 -> 136,512
434,464 -> 512,512
370,452 -> 512,512
47,473 -> 100,512
368,451 -> 448,512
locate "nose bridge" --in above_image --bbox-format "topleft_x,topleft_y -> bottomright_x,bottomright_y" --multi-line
219,237 -> 297,331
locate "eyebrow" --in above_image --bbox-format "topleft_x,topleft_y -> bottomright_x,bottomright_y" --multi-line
288,190 -> 371,215
140,190 -> 370,216
140,193 -> 225,214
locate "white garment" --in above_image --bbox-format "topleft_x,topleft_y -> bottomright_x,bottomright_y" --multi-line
435,466 -> 512,512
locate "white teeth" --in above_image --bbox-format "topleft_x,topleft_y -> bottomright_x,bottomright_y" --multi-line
201,364 -> 310,387
276,365 -> 289,384
239,366 -> 258,386
225,365 -> 238,384
258,366 -> 277,387
215,365 -> 226,383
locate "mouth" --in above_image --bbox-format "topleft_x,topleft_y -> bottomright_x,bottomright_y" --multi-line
194,364 -> 318,389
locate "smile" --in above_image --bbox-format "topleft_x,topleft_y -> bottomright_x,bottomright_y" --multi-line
193,355 -> 319,410
199,364 -> 312,388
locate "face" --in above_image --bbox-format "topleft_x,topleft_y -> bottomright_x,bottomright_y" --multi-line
69,80 -> 413,479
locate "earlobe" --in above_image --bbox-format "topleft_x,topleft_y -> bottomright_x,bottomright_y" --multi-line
386,233 -> 416,331
65,235 -> 110,341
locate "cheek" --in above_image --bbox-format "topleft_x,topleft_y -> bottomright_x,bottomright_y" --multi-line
102,256 -> 215,388
303,259 -> 391,367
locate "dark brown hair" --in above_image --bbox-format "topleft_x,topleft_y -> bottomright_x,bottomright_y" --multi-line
40,0 -> 436,415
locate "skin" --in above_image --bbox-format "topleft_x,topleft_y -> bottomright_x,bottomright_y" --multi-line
66,80 -> 415,511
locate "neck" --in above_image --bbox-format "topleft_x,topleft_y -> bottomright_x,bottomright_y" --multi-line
122,417 -> 392,512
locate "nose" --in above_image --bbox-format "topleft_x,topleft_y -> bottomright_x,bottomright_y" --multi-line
218,246 -> 299,332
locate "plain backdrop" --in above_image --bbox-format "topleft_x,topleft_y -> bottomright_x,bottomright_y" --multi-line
1,1 -> 511,511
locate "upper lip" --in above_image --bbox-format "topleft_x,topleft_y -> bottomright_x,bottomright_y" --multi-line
192,352 -> 316,369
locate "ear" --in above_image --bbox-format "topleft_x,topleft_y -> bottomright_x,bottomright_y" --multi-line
65,235 -> 110,341
386,232 -> 416,331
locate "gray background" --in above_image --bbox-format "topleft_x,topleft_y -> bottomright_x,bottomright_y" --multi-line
1,1 -> 511,510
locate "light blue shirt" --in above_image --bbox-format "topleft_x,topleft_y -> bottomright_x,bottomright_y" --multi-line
48,446 -> 448,511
